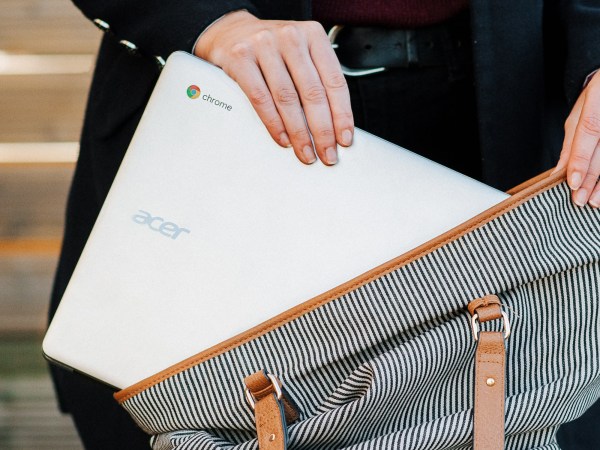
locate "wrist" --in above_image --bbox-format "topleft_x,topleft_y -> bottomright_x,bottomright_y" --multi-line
194,10 -> 257,60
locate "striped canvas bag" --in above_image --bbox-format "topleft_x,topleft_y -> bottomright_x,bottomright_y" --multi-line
115,168 -> 600,450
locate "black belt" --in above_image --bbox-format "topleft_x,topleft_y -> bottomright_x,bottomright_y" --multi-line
329,14 -> 471,76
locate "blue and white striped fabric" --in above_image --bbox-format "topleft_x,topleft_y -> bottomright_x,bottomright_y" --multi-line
119,179 -> 600,450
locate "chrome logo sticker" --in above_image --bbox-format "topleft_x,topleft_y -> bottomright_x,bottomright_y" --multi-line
187,85 -> 201,99
186,84 -> 234,111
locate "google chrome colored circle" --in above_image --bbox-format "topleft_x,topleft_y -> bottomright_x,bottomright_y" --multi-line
187,85 -> 201,99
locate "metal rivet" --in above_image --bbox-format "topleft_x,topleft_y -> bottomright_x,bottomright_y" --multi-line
93,19 -> 110,32
486,378 -> 496,387
155,56 -> 166,68
269,434 -> 276,442
119,40 -> 138,55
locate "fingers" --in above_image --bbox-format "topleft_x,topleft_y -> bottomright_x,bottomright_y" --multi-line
566,86 -> 600,191
307,22 -> 354,148
228,53 -> 292,149
255,34 -> 317,164
554,93 -> 584,174
560,71 -> 600,208
196,13 -> 353,166
572,141 -> 600,207
589,176 -> 600,208
281,25 -> 339,165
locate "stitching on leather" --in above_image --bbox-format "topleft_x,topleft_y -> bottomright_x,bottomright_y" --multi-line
477,358 -> 504,364
115,174 -> 565,403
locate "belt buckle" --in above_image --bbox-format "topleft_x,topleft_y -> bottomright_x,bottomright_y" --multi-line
328,25 -> 386,77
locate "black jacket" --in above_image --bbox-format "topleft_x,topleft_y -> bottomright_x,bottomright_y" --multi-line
68,0 -> 600,195
50,2 -> 600,444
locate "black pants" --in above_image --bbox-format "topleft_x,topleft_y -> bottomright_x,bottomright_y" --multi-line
347,63 -> 481,181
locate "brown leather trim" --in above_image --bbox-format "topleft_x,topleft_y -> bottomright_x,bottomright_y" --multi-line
505,167 -> 556,195
115,168 -> 567,404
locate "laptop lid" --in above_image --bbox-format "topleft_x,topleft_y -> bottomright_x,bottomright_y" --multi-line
43,52 -> 509,389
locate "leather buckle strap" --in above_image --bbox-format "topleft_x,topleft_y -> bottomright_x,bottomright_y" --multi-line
328,16 -> 470,77
470,294 -> 511,341
329,25 -> 386,77
244,371 -> 299,450
468,294 -> 509,450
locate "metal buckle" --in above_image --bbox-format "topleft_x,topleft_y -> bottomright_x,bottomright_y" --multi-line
328,25 -> 386,77
244,373 -> 283,410
471,311 -> 511,342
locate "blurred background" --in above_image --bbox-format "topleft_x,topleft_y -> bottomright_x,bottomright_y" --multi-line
1,0 -> 100,447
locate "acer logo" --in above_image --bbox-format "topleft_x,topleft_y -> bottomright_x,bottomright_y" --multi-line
132,210 -> 190,240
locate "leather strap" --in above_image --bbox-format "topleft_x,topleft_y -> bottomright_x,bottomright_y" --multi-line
474,332 -> 506,449
469,295 -> 508,450
247,295 -> 509,450
254,393 -> 287,450
245,371 -> 298,450
332,12 -> 470,70
468,294 -> 502,318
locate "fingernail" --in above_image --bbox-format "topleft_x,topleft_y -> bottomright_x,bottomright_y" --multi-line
325,147 -> 337,164
303,145 -> 316,164
341,129 -> 353,146
570,172 -> 582,190
574,188 -> 588,207
280,132 -> 291,148
589,191 -> 600,208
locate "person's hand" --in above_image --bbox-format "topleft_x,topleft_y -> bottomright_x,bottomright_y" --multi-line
554,71 -> 600,208
194,11 -> 353,165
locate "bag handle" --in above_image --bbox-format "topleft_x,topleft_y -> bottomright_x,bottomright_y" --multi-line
469,294 -> 510,450
246,295 -> 509,450
244,370 -> 298,450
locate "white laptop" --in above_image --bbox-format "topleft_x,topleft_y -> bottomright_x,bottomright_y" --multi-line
43,51 -> 509,390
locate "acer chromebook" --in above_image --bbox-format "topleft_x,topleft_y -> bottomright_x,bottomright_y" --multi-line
43,52 -> 509,390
